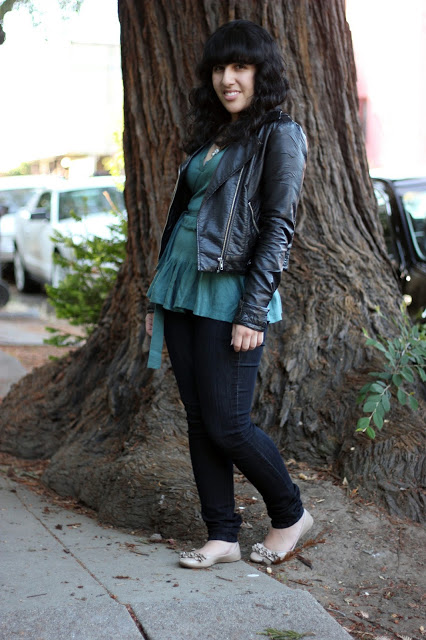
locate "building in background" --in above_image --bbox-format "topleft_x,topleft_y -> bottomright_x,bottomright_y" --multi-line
2,2 -> 425,179
0,0 -> 122,178
25,41 -> 122,179
346,0 -> 426,173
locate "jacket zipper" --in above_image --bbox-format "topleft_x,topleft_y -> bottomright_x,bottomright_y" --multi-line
217,168 -> 244,272
248,201 -> 259,233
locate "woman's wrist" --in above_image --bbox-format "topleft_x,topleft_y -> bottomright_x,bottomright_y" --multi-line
233,299 -> 268,331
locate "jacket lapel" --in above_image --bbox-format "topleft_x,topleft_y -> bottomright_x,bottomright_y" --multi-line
177,109 -> 283,199
203,135 -> 262,200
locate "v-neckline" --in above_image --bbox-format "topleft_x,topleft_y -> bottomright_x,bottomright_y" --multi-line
201,146 -> 223,169
202,143 -> 222,167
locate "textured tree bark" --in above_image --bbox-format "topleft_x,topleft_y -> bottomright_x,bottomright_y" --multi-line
0,0 -> 424,531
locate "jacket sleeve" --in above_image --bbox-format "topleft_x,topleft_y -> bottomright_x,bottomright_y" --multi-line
233,120 -> 307,331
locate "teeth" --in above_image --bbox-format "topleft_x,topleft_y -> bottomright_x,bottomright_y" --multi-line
224,91 -> 239,96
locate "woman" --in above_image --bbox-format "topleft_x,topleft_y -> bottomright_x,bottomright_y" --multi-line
145,20 -> 311,568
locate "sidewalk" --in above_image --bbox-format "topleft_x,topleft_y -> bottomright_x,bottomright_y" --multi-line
0,292 -> 70,347
0,473 -> 352,640
0,349 -> 27,396
0,296 -> 352,639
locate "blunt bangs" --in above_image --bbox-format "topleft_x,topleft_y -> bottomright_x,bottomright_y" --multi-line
200,20 -> 270,75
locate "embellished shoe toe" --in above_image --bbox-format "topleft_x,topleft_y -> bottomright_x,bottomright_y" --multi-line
179,543 -> 241,569
250,543 -> 284,565
250,509 -> 314,565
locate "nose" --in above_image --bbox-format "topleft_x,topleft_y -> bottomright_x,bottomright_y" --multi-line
222,65 -> 236,85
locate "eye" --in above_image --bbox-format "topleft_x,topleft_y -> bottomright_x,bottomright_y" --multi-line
235,63 -> 247,69
212,65 -> 224,73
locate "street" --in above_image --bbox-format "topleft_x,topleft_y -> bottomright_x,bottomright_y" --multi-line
0,283 -> 81,346
0,285 -> 79,395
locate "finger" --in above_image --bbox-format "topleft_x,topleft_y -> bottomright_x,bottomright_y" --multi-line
248,333 -> 258,350
233,333 -> 242,351
232,326 -> 243,351
241,333 -> 252,351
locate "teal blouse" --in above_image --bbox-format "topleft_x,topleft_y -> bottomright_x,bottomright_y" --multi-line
147,146 -> 282,368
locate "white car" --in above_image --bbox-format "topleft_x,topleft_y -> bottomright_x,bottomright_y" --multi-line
14,176 -> 125,292
0,175 -> 59,269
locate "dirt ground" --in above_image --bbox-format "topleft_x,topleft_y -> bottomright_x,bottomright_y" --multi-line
1,346 -> 425,640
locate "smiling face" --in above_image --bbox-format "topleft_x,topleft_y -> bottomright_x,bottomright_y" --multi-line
212,62 -> 256,121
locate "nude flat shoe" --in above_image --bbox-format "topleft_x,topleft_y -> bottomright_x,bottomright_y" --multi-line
250,509 -> 314,565
179,543 -> 241,569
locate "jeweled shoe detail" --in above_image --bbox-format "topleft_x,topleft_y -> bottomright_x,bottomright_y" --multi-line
179,543 -> 241,569
251,543 -> 283,563
250,509 -> 314,565
179,550 -> 207,561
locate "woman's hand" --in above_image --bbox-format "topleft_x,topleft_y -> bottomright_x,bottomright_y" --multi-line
231,323 -> 263,352
145,312 -> 154,337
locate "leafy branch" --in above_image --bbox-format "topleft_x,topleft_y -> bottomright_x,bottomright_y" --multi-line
0,0 -> 83,44
44,210 -> 127,347
356,312 -> 426,439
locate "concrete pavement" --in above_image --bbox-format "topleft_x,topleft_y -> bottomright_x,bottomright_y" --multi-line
0,290 -> 353,639
0,289 -> 65,346
0,287 -> 75,395
0,350 -> 27,396
0,290 -> 52,394
0,474 -> 352,640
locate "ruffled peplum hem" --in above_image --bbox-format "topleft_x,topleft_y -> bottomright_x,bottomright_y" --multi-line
146,211 -> 282,369
148,213 -> 245,321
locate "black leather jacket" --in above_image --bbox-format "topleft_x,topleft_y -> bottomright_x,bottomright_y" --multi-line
156,110 -> 307,331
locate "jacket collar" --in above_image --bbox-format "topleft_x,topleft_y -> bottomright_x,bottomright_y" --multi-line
179,109 -> 285,198
204,135 -> 261,199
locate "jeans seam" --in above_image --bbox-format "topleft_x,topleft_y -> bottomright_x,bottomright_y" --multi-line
235,350 -> 240,435
232,347 -> 284,483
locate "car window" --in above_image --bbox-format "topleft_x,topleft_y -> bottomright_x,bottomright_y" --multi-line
36,192 -> 52,215
374,187 -> 397,258
0,188 -> 38,213
400,188 -> 426,259
58,187 -> 124,221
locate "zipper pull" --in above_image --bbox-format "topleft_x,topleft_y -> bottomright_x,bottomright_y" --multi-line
217,256 -> 224,272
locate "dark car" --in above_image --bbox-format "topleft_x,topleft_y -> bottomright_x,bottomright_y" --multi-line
372,174 -> 426,316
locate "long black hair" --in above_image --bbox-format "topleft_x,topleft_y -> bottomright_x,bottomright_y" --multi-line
184,20 -> 289,153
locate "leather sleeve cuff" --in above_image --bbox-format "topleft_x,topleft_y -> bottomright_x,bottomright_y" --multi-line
147,301 -> 155,314
233,299 -> 268,331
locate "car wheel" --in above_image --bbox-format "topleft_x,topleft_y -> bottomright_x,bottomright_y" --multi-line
51,254 -> 68,288
13,249 -> 38,293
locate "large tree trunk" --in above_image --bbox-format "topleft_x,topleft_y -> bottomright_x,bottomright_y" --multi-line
1,0 -> 424,531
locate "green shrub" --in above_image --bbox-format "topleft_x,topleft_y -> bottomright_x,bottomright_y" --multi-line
45,209 -> 127,347
356,310 -> 426,439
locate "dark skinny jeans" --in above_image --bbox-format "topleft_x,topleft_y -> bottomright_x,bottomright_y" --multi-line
164,310 -> 303,542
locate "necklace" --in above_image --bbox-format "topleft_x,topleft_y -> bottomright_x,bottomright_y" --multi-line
211,146 -> 220,157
